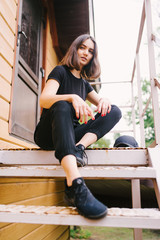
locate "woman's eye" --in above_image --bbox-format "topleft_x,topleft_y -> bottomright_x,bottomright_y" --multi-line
89,50 -> 94,55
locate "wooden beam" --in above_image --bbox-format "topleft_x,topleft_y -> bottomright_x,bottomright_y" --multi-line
0,166 -> 155,179
0,149 -> 148,166
0,205 -> 160,229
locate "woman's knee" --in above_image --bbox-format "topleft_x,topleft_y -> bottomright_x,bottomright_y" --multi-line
110,105 -> 122,121
50,101 -> 72,114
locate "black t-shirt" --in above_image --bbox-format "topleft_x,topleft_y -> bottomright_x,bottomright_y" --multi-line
47,65 -> 93,100
41,65 -> 94,124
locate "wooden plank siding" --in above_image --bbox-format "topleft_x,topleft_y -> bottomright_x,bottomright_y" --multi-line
45,16 -> 59,78
0,1 -> 69,239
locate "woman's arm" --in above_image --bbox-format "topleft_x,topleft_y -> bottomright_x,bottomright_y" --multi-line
40,79 -> 95,123
40,79 -> 73,108
87,90 -> 111,116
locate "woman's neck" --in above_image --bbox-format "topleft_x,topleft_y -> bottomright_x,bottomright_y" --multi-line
70,69 -> 81,78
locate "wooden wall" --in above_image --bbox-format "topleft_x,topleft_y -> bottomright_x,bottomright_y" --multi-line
0,178 -> 69,240
0,0 -> 69,239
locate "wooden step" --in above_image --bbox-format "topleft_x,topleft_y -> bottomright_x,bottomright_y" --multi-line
0,204 -> 159,229
0,166 -> 155,179
0,148 -> 148,166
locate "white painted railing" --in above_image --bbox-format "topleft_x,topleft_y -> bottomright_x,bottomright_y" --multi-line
131,0 -> 160,147
91,0 -> 160,147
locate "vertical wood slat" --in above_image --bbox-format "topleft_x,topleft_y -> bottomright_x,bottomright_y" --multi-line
131,179 -> 143,240
145,0 -> 160,144
136,54 -> 145,148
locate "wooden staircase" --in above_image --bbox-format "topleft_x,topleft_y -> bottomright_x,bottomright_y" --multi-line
0,146 -> 160,240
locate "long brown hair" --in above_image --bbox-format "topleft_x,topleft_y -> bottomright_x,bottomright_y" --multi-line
60,34 -> 101,80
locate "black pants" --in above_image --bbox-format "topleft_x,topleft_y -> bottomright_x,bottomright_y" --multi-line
34,101 -> 122,162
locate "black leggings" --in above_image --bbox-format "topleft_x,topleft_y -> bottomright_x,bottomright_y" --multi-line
34,101 -> 122,162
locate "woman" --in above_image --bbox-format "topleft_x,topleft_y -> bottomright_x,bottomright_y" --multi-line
34,34 -> 122,219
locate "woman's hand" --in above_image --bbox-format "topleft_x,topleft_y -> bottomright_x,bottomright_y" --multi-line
96,98 -> 111,116
71,95 -> 95,123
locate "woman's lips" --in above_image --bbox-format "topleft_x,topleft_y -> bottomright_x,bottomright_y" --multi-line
81,57 -> 87,61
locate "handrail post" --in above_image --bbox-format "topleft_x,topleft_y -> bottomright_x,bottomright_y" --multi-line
145,0 -> 160,145
136,54 -> 145,147
131,78 -> 136,139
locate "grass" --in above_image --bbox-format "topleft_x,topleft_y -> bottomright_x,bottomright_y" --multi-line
70,226 -> 160,240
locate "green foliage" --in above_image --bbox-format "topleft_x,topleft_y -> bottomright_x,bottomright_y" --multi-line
89,137 -> 111,148
113,133 -> 121,141
72,226 -> 160,240
125,79 -> 155,147
70,226 -> 91,239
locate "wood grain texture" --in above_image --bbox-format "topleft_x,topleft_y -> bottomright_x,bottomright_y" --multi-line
0,0 -> 16,32
0,98 -> 9,121
0,16 -> 15,49
0,181 -> 64,204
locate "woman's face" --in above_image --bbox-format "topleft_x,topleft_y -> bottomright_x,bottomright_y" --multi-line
77,38 -> 94,69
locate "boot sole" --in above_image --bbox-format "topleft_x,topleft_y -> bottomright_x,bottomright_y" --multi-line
64,195 -> 108,219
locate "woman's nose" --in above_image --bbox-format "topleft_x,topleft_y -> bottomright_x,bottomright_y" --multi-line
83,49 -> 88,55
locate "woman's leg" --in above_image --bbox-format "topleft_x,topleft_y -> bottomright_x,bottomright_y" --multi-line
61,154 -> 107,219
34,101 -> 78,161
50,101 -> 78,161
75,105 -> 122,147
35,101 -> 107,219
76,132 -> 97,148
61,155 -> 81,186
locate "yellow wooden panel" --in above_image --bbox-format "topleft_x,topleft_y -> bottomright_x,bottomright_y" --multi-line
43,226 -> 68,240
59,228 -> 70,240
0,15 -> 15,49
0,222 -> 40,240
0,57 -> 12,84
20,225 -> 59,240
0,98 -> 9,121
0,77 -> 11,102
0,181 -> 64,204
0,223 -> 11,229
46,60 -> 54,78
0,178 -> 64,184
0,178 -> 46,183
16,192 -> 64,206
0,1 -> 16,33
0,119 -> 38,148
45,20 -> 59,81
14,0 -> 18,5
0,34 -> 14,67
47,50 -> 58,70
0,178 -> 64,189
0,139 -> 24,149
5,0 -> 17,17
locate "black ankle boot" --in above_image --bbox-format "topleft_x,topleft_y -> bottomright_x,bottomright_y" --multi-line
76,144 -> 88,167
64,177 -> 107,219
